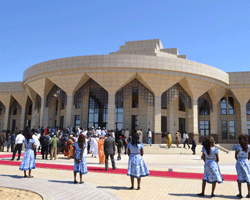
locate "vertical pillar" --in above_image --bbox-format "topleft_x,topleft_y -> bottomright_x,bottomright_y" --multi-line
3,106 -> 10,130
167,97 -> 178,139
107,93 -> 116,131
40,96 -> 47,128
20,106 -> 26,130
31,102 -> 36,129
153,95 -> 162,144
66,94 -> 74,128
192,98 -> 199,142
240,103 -> 247,134
210,103 -> 218,134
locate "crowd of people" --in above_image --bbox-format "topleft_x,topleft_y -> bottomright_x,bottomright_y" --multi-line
2,127 -> 250,197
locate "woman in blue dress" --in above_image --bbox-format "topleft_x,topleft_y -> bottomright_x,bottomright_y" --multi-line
19,132 -> 36,178
198,138 -> 223,197
127,133 -> 149,190
234,134 -> 250,198
73,134 -> 87,184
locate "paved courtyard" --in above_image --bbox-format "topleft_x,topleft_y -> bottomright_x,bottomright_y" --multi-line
0,145 -> 247,199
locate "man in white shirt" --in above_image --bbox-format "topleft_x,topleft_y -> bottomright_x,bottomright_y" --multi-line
183,132 -> 190,149
11,131 -> 25,160
147,129 -> 152,146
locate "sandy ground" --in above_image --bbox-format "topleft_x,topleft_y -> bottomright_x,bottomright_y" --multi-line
0,187 -> 42,200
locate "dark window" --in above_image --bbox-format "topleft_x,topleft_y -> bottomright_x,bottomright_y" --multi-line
132,87 -> 139,108
228,97 -> 234,115
179,95 -> 185,111
199,121 -> 210,136
221,121 -> 227,139
28,104 -> 32,115
247,101 -> 250,115
0,108 -> 2,115
199,99 -> 210,115
55,100 -> 58,115
247,121 -> 250,135
75,92 -> 81,109
75,115 -> 80,128
131,115 -> 139,133
13,108 -> 17,115
221,98 -> 227,115
229,121 -> 235,139
115,90 -> 123,131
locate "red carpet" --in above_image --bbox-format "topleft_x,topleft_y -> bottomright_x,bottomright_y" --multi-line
0,159 -> 237,181
0,153 -> 41,158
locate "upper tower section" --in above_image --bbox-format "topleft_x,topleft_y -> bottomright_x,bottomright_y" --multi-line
110,39 -> 187,59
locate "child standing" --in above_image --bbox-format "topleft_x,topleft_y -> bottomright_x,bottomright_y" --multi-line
198,138 -> 223,197
73,134 -> 87,184
234,134 -> 250,198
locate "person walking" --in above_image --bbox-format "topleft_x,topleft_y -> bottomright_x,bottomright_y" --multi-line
0,131 -> 6,152
11,131 -> 25,161
19,132 -> 36,178
127,133 -> 149,190
6,132 -> 11,152
116,136 -> 123,160
183,132 -> 190,149
166,132 -> 172,149
147,129 -> 152,146
198,138 -> 223,197
191,135 -> 196,155
50,134 -> 59,160
234,134 -> 250,198
98,136 -> 105,164
73,134 -> 87,184
10,131 -> 16,152
104,132 -> 116,171
123,136 -> 129,154
175,131 -> 180,148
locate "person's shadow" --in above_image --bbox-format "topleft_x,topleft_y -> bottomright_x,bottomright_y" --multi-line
97,186 -> 131,190
169,193 -> 238,199
48,180 -> 75,184
0,174 -> 24,179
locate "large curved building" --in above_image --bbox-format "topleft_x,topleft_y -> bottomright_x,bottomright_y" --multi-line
0,39 -> 249,143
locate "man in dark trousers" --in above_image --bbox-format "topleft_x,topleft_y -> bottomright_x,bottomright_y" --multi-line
11,131 -> 25,160
116,136 -> 123,160
191,135 -> 196,155
40,132 -> 50,159
104,132 -> 116,171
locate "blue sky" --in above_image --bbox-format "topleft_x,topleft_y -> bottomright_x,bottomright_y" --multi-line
1,0 -> 250,82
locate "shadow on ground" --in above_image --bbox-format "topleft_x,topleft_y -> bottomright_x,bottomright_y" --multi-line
97,186 -> 131,190
169,193 -> 238,199
0,174 -> 24,179
48,180 -> 75,184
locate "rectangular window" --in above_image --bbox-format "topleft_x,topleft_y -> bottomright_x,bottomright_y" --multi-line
132,88 -> 139,108
55,100 -> 58,115
247,121 -> 250,135
13,108 -> 17,115
199,121 -> 210,136
75,115 -> 80,128
221,98 -> 227,115
229,121 -> 235,139
115,108 -> 123,131
0,108 -> 2,115
179,96 -> 185,111
28,104 -> 32,115
221,121 -> 227,139
228,97 -> 234,115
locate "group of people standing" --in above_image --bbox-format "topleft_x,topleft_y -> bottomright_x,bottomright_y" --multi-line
7,127 -> 150,189
198,135 -> 250,198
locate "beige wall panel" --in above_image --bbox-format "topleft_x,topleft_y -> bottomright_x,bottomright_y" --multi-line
87,72 -> 136,94
138,73 -> 183,96
48,73 -> 86,95
28,78 -> 54,97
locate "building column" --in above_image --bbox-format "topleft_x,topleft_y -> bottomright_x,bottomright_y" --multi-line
20,106 -> 26,130
240,103 -> 247,134
192,98 -> 199,142
167,97 -> 178,140
210,102 -> 218,135
40,96 -> 48,128
66,94 -> 74,128
31,102 -> 36,129
3,106 -> 10,130
153,96 -> 162,144
107,93 -> 116,131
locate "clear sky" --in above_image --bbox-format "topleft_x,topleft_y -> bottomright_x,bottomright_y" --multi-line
1,0 -> 250,83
